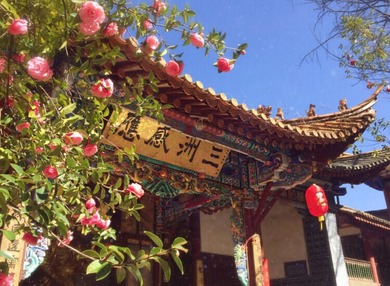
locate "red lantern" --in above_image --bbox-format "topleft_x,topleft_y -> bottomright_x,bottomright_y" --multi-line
305,184 -> 329,229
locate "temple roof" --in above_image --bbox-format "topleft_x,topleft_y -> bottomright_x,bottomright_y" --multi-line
318,148 -> 390,188
107,36 -> 379,161
338,206 -> 390,232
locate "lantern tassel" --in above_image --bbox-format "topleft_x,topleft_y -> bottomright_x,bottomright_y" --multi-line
318,215 -> 325,231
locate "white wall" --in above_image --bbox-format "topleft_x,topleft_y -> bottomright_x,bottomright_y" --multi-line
200,208 -> 234,256
262,201 -> 308,279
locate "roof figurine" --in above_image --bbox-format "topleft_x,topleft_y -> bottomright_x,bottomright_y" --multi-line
338,98 -> 348,111
257,105 -> 272,118
275,107 -> 284,121
306,103 -> 316,117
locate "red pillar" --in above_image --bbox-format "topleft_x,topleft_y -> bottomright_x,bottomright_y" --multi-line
363,233 -> 380,285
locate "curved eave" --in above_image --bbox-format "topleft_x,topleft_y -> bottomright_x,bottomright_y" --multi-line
317,148 -> 390,185
107,36 -> 378,152
338,206 -> 390,231
283,86 -> 380,141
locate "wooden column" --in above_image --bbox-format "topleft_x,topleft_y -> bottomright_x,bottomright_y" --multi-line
250,234 -> 264,286
363,233 -> 380,285
244,209 -> 264,286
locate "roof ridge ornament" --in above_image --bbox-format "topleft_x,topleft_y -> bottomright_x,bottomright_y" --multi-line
338,98 -> 348,112
306,104 -> 316,117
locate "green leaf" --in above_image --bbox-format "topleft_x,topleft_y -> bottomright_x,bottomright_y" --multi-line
126,266 -> 144,285
96,262 -> 112,281
82,250 -> 101,259
149,246 -> 162,256
60,103 -> 77,116
171,251 -> 184,274
116,268 -> 126,284
86,260 -> 102,274
38,208 -> 51,225
66,157 -> 77,168
113,178 -> 122,190
0,0 -> 19,18
144,231 -> 163,248
1,175 -> 15,183
10,164 -> 23,177
108,246 -> 125,263
0,250 -> 14,261
0,188 -> 10,200
93,241 -> 108,258
1,230 -> 15,241
154,257 -> 171,282
171,237 -> 187,248
59,40 -> 68,50
35,186 -> 48,203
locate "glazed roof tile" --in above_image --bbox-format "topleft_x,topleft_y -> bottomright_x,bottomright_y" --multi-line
318,148 -> 390,185
107,36 -> 379,155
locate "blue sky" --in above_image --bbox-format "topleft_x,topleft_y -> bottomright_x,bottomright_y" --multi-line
161,0 -> 389,211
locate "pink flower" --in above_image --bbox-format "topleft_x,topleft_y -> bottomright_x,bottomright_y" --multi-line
6,97 -> 14,108
80,216 -> 90,226
49,143 -> 57,151
16,122 -> 30,132
79,21 -> 101,36
12,53 -> 25,63
152,0 -> 166,15
190,33 -> 204,48
83,143 -> 98,156
7,97 -> 14,108
22,232 -> 40,245
36,147 -> 44,153
165,60 -> 183,76
91,78 -> 114,98
27,57 -> 53,81
96,219 -> 111,230
81,212 -> 100,226
217,57 -> 234,72
0,272 -> 13,286
145,35 -> 160,51
143,19 -> 153,30
0,58 -> 6,73
79,1 -> 105,25
125,183 -> 144,199
103,22 -> 118,37
85,198 -> 96,210
8,19 -> 28,35
58,231 -> 73,247
89,212 -> 101,225
63,131 -> 84,145
43,165 -> 58,179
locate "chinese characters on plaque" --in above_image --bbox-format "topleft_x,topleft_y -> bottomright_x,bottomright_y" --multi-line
103,109 -> 230,177
0,218 -> 27,284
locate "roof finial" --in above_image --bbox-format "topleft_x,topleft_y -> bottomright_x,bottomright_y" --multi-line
275,107 -> 284,120
257,105 -> 272,118
306,104 -> 316,117
338,99 -> 348,111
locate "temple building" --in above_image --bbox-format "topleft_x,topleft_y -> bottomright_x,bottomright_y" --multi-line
4,35 -> 389,286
